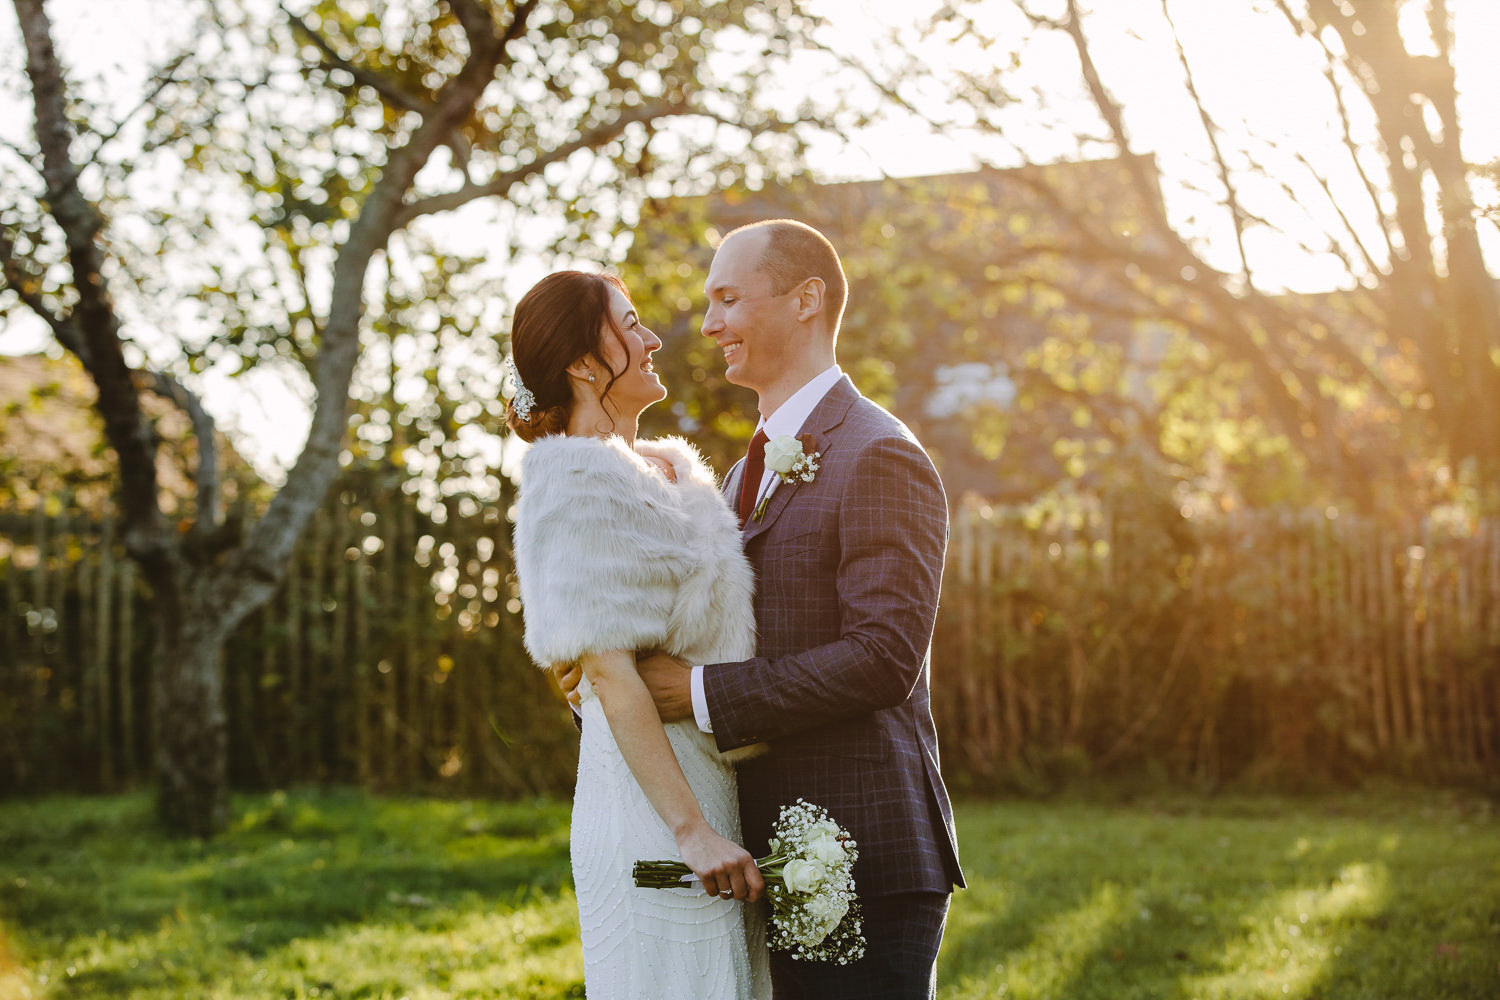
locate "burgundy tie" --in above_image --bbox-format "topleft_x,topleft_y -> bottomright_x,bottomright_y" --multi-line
736,429 -> 769,526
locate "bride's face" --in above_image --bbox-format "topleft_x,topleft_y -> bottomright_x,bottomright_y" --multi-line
595,285 -> 666,415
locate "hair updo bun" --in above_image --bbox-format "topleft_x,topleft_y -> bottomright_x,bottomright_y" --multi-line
503,270 -> 629,443
504,396 -> 570,443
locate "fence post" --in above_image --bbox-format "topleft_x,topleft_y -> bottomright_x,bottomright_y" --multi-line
97,512 -> 115,789
118,556 -> 137,783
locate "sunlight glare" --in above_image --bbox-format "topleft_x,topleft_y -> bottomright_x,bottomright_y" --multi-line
1396,0 -> 1442,57
1181,862 -> 1389,1000
1002,882 -> 1129,994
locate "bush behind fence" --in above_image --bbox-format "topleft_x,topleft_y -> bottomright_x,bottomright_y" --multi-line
0,479 -> 577,799
934,499 -> 1500,791
2,485 -> 1498,797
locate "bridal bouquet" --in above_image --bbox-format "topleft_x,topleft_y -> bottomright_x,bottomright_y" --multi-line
633,799 -> 866,964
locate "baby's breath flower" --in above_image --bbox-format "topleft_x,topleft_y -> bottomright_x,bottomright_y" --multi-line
631,799 -> 866,964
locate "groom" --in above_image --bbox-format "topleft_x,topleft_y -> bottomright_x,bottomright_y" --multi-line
639,219 -> 964,998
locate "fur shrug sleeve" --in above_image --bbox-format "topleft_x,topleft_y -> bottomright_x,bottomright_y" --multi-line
512,434 -> 755,669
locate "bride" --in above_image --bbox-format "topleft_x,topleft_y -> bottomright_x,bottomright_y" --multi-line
506,270 -> 771,999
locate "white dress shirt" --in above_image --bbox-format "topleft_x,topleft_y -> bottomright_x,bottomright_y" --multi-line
690,364 -> 845,733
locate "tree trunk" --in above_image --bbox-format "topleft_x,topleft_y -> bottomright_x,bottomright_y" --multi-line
151,606 -> 231,837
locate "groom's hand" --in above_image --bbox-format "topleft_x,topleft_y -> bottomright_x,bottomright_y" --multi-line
636,651 -> 693,722
552,661 -> 583,708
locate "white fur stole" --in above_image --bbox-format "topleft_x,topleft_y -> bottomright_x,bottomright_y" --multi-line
513,434 -> 757,674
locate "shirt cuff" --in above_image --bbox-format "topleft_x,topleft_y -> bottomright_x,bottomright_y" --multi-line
690,664 -> 713,734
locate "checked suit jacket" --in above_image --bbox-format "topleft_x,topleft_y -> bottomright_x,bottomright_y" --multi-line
705,376 -> 965,898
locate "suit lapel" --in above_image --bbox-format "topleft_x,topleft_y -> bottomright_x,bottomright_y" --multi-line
740,377 -> 858,545
723,455 -> 746,503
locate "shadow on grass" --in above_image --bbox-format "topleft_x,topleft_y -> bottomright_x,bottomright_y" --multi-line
5,786 -> 1495,1000
0,788 -> 585,999
938,790 -> 1500,1000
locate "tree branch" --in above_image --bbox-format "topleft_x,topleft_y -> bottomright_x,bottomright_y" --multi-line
1059,0 -> 1157,211
238,0 -> 519,590
1274,143 -> 1385,279
14,0 -> 168,563
85,50 -> 193,161
499,0 -> 541,46
1008,166 -> 1363,457
1041,1 -> 1234,297
1270,0 -> 1398,269
1161,0 -> 1252,289
395,103 -> 692,226
0,223 -> 86,357
446,0 -> 496,52
139,368 -> 221,541
1016,7 -> 1399,457
282,3 -> 432,115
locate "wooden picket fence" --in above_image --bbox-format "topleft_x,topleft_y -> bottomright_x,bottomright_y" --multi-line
0,479 -> 577,797
2,489 -> 1498,796
931,501 -> 1500,789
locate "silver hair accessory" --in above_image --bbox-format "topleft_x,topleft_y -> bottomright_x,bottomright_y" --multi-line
504,355 -> 536,420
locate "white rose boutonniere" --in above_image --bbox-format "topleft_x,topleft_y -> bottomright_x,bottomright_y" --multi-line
753,433 -> 821,522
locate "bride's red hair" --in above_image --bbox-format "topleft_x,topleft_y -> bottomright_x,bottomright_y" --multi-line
504,271 -> 630,442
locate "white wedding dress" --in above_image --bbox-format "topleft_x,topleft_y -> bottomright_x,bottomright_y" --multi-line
513,435 -> 770,1000
571,680 -> 768,997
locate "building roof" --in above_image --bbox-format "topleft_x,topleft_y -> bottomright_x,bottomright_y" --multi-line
0,352 -> 240,513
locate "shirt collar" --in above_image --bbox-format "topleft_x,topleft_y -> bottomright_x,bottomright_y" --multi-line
757,365 -> 844,440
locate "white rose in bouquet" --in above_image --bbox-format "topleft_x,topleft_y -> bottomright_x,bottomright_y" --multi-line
798,893 -> 851,947
810,819 -> 841,839
807,892 -> 850,927
808,831 -> 847,866
781,858 -> 827,894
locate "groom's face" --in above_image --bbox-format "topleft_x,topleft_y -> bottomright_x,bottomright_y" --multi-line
702,231 -> 800,396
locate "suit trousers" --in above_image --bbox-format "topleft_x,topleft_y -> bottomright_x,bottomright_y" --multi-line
768,890 -> 950,1000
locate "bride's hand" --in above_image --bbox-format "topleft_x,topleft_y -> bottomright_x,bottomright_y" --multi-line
676,823 -> 764,903
643,454 -> 677,482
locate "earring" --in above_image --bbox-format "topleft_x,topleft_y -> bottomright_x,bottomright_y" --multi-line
588,372 -> 596,383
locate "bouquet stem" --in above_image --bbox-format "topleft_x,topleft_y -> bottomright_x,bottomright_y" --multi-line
632,852 -> 790,890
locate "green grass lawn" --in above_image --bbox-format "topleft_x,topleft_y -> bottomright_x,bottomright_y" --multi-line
0,785 -> 1495,999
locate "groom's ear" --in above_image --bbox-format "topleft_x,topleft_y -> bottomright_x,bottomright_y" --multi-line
793,276 -> 826,324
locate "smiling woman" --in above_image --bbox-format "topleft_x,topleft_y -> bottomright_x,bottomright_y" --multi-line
504,274 -> 651,446
506,265 -> 770,996
591,285 -> 668,428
